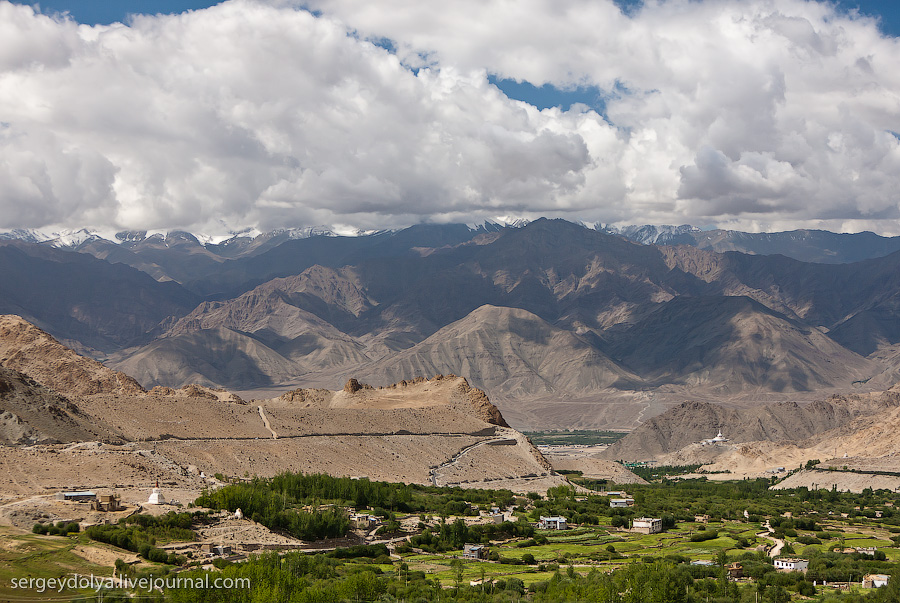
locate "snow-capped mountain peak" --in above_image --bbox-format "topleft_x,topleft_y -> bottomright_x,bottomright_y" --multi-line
0,228 -> 54,243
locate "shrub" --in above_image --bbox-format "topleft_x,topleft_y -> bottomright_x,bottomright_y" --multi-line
690,530 -> 719,542
147,548 -> 169,564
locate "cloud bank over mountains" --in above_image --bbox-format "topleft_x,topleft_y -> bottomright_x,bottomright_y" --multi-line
2,0 -> 900,234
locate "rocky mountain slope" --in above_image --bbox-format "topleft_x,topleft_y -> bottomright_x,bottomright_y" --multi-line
0,366 -> 124,445
0,243 -> 199,353
7,219 -> 900,429
603,387 -> 900,461
666,400 -> 900,485
602,296 -> 875,392
0,315 -> 146,397
328,305 -> 641,397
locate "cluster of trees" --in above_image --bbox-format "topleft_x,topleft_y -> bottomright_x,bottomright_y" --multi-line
195,471 -> 519,540
552,476 -> 899,528
83,511 -> 206,564
206,471 -> 516,515
152,552 -> 814,603
86,526 -> 181,565
32,521 -> 79,536
805,550 -> 895,582
403,517 -> 534,553
688,529 -> 720,542
195,482 -> 349,541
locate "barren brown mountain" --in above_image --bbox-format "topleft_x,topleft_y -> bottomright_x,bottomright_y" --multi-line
654,397 -> 900,489
351,305 -> 640,398
0,315 -> 145,397
602,296 -> 875,392
604,386 -> 900,462
0,366 -> 124,445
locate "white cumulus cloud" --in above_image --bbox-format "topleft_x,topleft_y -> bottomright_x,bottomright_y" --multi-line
1,0 -> 900,234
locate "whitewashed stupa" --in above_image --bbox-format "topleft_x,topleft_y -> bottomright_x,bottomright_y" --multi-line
147,480 -> 166,505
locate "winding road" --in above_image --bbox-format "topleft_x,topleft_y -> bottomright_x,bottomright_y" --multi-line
429,437 -> 515,486
758,521 -> 785,557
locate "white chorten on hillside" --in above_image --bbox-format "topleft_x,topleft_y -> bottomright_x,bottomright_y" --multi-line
700,430 -> 729,446
147,480 -> 166,505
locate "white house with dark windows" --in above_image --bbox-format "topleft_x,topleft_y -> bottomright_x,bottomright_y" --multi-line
538,516 -> 568,530
631,517 -> 663,534
774,558 -> 808,572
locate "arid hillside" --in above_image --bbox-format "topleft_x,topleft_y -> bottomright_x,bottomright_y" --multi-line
602,387 -> 900,461
0,315 -> 145,397
654,402 -> 900,487
592,384 -> 900,489
0,315 -> 571,503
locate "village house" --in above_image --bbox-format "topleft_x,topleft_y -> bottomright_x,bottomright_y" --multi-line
774,558 -> 809,572
91,494 -> 122,512
863,574 -> 890,588
609,498 -> 634,508
55,491 -> 97,502
694,514 -> 710,523
726,562 -> 743,580
350,513 -> 381,529
463,544 -> 487,560
538,516 -> 568,530
200,544 -> 232,556
631,517 -> 663,534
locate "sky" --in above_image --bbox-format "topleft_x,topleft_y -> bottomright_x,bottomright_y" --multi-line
3,1 -> 900,236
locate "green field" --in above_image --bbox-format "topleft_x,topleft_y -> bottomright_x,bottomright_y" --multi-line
522,430 -> 628,446
0,528 -> 113,600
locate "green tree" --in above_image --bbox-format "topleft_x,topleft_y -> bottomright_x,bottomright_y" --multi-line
450,558 -> 464,592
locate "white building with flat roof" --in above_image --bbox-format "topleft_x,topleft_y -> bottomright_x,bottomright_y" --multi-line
774,558 -> 808,572
538,516 -> 567,530
632,517 -> 663,534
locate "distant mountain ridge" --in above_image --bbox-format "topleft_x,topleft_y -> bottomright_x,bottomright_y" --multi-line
6,219 -> 900,266
5,218 -> 900,429
597,223 -> 900,264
